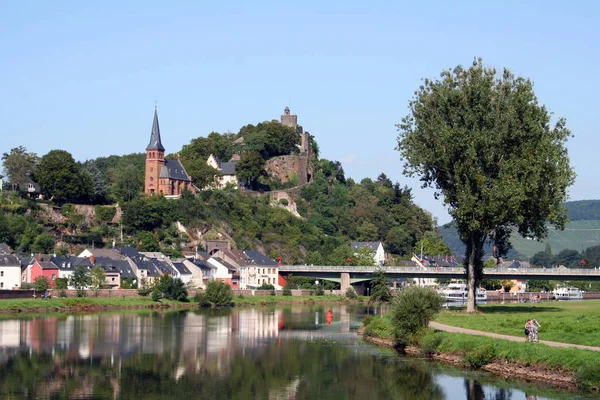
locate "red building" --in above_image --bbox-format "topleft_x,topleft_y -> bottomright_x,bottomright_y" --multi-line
30,261 -> 59,288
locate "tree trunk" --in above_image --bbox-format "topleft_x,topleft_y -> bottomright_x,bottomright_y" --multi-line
466,232 -> 484,313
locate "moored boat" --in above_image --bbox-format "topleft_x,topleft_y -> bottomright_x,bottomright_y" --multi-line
439,283 -> 487,302
552,286 -> 583,300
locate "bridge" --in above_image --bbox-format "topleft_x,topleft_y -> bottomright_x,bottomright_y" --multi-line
278,265 -> 600,292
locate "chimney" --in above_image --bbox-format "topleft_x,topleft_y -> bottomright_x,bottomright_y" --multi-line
90,255 -> 95,265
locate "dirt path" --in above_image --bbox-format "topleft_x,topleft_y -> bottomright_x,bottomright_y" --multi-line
429,321 -> 600,352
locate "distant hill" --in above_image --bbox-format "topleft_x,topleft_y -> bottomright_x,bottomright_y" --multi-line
440,200 -> 600,259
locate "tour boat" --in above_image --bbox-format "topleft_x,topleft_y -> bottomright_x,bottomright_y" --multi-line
552,286 -> 583,300
439,283 -> 487,302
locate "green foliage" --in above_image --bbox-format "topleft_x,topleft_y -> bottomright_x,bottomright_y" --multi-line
153,274 -> 188,301
369,269 -> 391,303
239,120 -> 300,159
95,206 -> 116,222
33,276 -> 50,292
34,150 -> 94,204
205,280 -> 233,306
282,285 -> 292,296
89,266 -> 107,294
463,344 -> 497,369
574,361 -> 600,392
69,266 -> 91,292
314,284 -> 324,296
258,282 -> 275,290
235,150 -> 265,190
278,198 -> 288,206
1,146 -> 38,188
389,286 -> 444,344
419,331 -> 444,357
344,287 -> 358,300
54,277 -> 68,290
31,233 -> 56,253
137,277 -> 152,296
135,231 -> 160,252
363,315 -> 394,339
397,59 -> 575,311
194,292 -> 211,307
151,288 -> 162,301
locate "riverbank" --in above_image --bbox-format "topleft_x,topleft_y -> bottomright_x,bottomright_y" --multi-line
360,301 -> 600,393
0,295 -> 365,314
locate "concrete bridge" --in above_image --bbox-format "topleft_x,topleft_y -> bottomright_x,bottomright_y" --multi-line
278,265 -> 600,292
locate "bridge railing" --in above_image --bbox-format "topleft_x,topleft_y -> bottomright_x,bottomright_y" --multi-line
279,265 -> 600,275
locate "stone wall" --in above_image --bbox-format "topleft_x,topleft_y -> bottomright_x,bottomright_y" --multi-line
264,155 -> 309,186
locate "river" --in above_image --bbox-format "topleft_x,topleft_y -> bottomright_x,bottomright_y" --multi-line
0,305 -> 593,399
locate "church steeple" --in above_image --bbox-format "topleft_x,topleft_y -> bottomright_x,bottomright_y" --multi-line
146,107 -> 165,151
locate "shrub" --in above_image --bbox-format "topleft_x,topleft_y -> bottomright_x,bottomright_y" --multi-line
33,276 -> 51,292
151,289 -> 162,302
258,282 -> 275,290
315,285 -> 324,296
420,332 -> 444,357
137,278 -> 152,296
283,285 -> 292,296
205,280 -> 233,306
194,292 -> 211,307
369,269 -> 392,303
345,287 -> 358,300
463,344 -> 497,369
575,361 -> 600,392
270,289 -> 276,296
95,205 -> 116,222
389,286 -> 444,344
153,275 -> 188,301
278,198 -> 289,206
54,277 -> 69,290
58,290 -> 68,298
76,289 -> 87,298
363,316 -> 394,339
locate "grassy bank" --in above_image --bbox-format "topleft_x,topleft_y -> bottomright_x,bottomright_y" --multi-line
435,300 -> 600,347
362,301 -> 600,392
232,294 -> 366,306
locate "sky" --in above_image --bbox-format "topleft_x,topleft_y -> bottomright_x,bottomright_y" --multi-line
1,1 -> 599,225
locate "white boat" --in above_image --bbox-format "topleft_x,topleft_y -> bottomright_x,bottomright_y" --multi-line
552,286 -> 583,300
439,283 -> 487,302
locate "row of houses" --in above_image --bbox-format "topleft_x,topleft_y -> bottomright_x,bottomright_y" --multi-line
0,242 -> 282,291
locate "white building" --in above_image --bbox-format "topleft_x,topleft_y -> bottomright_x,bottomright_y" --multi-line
0,254 -> 22,290
207,154 -> 238,189
351,241 -> 386,266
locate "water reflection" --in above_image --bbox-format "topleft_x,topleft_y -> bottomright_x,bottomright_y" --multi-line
0,306 -> 587,399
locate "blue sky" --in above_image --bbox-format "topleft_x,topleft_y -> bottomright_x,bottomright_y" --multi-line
1,1 -> 599,224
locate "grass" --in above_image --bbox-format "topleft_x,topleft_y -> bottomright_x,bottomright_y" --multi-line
232,295 -> 365,306
435,300 -> 600,347
0,297 -> 189,312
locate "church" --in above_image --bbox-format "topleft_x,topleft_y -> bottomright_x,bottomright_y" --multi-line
144,108 -> 195,196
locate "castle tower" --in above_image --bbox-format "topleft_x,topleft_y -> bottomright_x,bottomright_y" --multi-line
280,106 -> 310,157
144,107 -> 165,195
280,106 -> 299,131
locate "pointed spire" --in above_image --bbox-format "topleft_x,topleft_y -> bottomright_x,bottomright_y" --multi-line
146,106 -> 165,151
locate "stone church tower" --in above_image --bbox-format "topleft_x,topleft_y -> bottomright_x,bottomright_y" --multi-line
144,108 -> 194,196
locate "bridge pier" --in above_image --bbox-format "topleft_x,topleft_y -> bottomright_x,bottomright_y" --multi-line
340,272 -> 350,292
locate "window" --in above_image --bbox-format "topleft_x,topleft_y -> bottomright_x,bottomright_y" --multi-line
0,283 -> 3,288
0,271 -> 3,277
112,277 -> 115,281
51,274 -> 56,280
22,275 -> 25,282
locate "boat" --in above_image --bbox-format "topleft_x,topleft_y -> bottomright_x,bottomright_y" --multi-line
552,286 -> 583,300
439,283 -> 487,302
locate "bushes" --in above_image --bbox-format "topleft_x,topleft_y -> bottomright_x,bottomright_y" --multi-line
95,205 -> 116,222
463,344 -> 497,368
153,275 -> 188,301
419,332 -> 444,357
389,286 -> 444,344
204,280 -> 233,306
282,285 -> 292,296
344,287 -> 358,300
363,315 -> 394,339
575,362 -> 600,392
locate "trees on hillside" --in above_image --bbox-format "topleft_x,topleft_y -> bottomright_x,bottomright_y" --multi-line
35,150 -> 94,204
235,150 -> 266,190
1,146 -> 38,189
396,59 -> 575,312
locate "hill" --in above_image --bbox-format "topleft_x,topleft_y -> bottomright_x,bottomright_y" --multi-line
440,200 -> 600,259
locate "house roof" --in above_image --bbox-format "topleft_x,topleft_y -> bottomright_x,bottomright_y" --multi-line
159,159 -> 191,182
37,261 -> 58,270
220,161 -> 237,175
17,181 -> 40,193
94,257 -> 135,278
51,256 -> 93,270
172,261 -> 192,275
146,108 -> 165,151
351,241 -> 382,252
421,255 -> 461,268
243,250 -> 277,266
130,257 -> 162,277
187,259 -> 216,270
140,252 -> 168,260
152,259 -> 176,276
116,246 -> 141,258
211,257 -> 238,272
0,254 -> 20,267
0,243 -> 13,255
82,248 -> 123,260
195,251 -> 211,260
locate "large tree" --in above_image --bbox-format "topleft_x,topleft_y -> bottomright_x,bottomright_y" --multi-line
396,59 -> 575,312
1,146 -> 38,189
35,150 -> 94,204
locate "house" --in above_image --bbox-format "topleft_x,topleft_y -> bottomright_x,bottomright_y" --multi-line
206,154 -> 238,189
207,256 -> 239,289
216,249 -> 279,289
0,254 -> 23,290
30,260 -> 59,288
78,248 -> 123,261
351,241 -> 386,266
171,261 -> 193,285
51,256 -> 93,288
0,243 -> 13,256
182,258 -> 215,288
93,257 -> 135,289
21,254 -> 53,285
16,180 -> 41,198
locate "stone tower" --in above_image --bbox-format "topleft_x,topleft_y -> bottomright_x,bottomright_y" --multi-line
280,106 -> 311,156
144,107 -> 165,195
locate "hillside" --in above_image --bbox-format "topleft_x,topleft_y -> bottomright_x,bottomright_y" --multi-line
440,200 -> 600,259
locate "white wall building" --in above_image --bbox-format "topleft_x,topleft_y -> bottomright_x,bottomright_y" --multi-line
0,255 -> 23,290
351,241 -> 386,266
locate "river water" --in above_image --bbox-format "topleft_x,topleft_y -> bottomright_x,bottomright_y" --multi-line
0,305 -> 592,399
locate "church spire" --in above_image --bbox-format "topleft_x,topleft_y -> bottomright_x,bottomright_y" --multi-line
146,107 -> 165,151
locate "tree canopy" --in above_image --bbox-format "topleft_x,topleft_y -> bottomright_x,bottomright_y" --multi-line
35,150 -> 94,204
396,59 -> 575,312
1,146 -> 38,189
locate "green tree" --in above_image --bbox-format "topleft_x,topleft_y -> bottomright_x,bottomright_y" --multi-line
90,265 -> 107,295
1,146 -> 38,189
31,233 -> 56,253
136,231 -> 160,252
389,286 -> 444,344
355,246 -> 376,266
33,275 -> 50,292
204,280 -> 233,306
236,150 -> 265,189
34,150 -> 94,203
70,266 -> 91,296
369,269 -> 392,303
54,277 -> 69,290
396,59 -> 575,312
530,250 -> 554,268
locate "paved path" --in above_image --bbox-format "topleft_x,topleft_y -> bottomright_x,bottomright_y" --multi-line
429,321 -> 600,352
